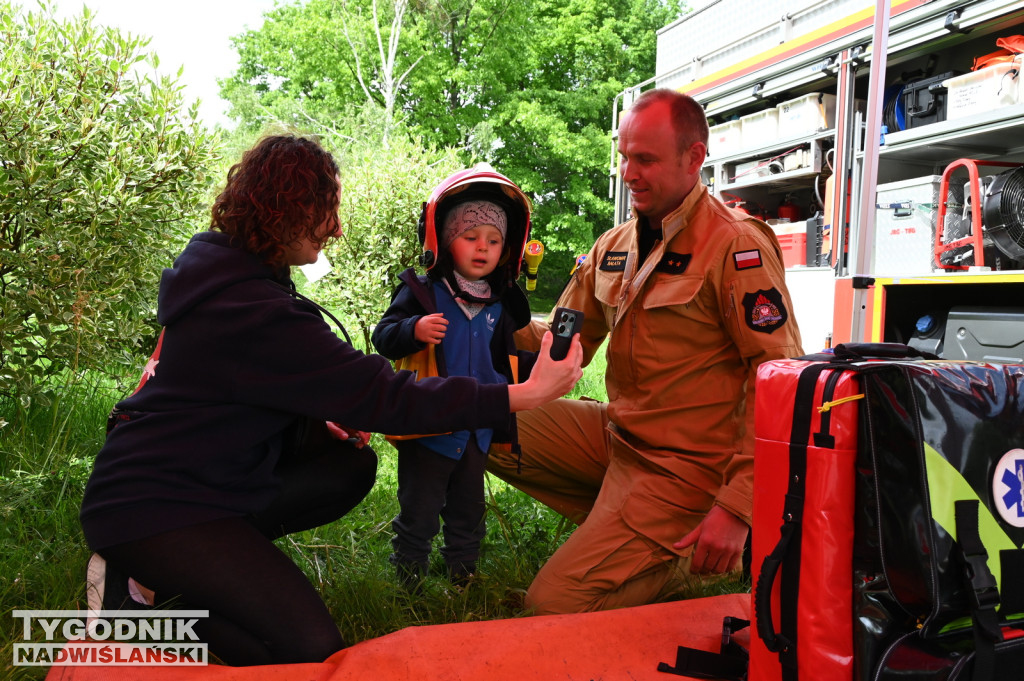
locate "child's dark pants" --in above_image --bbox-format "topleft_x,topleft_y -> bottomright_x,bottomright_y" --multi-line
391,435 -> 487,573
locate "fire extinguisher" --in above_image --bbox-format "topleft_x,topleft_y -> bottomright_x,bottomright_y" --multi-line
777,194 -> 802,222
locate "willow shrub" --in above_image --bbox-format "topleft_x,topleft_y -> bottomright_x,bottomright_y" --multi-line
0,2 -> 219,407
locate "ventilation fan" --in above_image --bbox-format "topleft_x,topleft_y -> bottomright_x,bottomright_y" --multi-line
933,159 -> 1024,271
983,166 -> 1024,260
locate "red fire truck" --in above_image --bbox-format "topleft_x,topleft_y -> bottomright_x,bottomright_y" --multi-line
613,0 -> 1024,360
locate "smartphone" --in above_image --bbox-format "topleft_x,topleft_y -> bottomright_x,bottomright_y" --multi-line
549,307 -> 584,361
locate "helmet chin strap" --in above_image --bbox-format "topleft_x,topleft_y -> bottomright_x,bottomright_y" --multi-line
443,271 -> 502,305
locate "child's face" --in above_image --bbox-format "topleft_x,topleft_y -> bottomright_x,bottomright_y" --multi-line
448,224 -> 504,281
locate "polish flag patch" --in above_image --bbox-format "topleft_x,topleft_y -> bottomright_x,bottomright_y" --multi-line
733,249 -> 762,270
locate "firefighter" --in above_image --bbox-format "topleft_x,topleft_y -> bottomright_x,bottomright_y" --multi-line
488,88 -> 804,615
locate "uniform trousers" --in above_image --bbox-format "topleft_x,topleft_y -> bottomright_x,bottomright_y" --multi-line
487,398 -> 717,615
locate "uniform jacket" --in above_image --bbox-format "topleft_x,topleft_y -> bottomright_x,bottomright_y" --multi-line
80,232 -> 512,551
372,268 -> 537,453
518,183 -> 803,526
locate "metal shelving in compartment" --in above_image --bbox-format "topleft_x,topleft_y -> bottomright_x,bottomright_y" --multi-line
878,103 -> 1024,166
707,130 -> 833,194
725,166 -> 822,193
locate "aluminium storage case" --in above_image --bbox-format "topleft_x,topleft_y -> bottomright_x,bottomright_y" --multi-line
874,175 -> 942,275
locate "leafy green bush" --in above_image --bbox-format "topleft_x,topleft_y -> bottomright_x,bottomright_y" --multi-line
305,111 -> 463,348
0,2 -> 219,406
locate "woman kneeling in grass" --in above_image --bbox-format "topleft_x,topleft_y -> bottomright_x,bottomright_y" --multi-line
79,134 -> 582,666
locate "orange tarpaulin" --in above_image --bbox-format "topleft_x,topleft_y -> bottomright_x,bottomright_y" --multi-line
44,593 -> 750,681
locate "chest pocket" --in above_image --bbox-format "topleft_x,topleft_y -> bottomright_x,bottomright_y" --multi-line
593,266 -> 624,328
638,274 -> 717,363
642,273 -> 705,311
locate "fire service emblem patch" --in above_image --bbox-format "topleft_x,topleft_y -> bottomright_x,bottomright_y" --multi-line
742,288 -> 788,333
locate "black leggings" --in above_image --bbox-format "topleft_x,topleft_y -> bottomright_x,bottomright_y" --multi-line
100,424 -> 377,666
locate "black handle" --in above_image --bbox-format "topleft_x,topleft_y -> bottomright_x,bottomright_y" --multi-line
754,522 -> 795,654
832,342 -> 937,360
908,99 -> 938,118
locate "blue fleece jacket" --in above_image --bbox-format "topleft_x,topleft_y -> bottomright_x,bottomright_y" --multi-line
371,268 -> 538,459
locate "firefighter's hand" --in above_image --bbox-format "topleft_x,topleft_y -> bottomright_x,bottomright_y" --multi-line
674,505 -> 748,575
326,422 -> 371,448
415,313 -> 448,344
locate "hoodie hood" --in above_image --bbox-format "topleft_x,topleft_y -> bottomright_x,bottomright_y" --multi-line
158,231 -> 284,326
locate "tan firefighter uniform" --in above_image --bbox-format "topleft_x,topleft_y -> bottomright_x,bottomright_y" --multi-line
488,182 -> 804,614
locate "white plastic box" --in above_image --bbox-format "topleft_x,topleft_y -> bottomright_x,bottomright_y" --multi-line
776,93 -> 837,138
733,158 -> 776,182
740,107 -> 779,149
943,57 -> 1022,120
708,120 -> 742,157
874,176 -> 942,275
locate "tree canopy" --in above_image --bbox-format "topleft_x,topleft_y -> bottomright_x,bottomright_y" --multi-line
223,0 -> 681,262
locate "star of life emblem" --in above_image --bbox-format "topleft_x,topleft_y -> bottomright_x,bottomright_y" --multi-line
993,448 -> 1024,528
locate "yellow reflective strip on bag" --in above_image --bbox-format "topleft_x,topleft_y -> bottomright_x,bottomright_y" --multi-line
399,344 -> 438,381
924,443 -> 1016,594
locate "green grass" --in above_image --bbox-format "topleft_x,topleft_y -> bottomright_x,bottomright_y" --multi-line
0,346 -> 746,679
1,374 -> 123,680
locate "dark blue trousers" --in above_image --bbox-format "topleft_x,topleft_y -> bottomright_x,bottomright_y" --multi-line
391,436 -> 487,570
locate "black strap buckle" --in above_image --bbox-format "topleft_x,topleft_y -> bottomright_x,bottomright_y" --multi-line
658,617 -> 750,680
964,553 -> 1000,611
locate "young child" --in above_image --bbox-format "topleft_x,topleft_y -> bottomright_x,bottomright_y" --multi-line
372,166 -> 536,588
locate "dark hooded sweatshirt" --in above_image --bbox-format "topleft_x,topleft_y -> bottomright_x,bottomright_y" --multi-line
80,231 -> 511,550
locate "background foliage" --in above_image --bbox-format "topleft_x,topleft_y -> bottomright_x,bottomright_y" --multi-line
224,0 -> 681,261
306,109 -> 464,348
0,1 -> 219,406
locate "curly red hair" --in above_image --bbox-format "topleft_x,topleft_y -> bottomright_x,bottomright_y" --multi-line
211,135 -> 340,268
